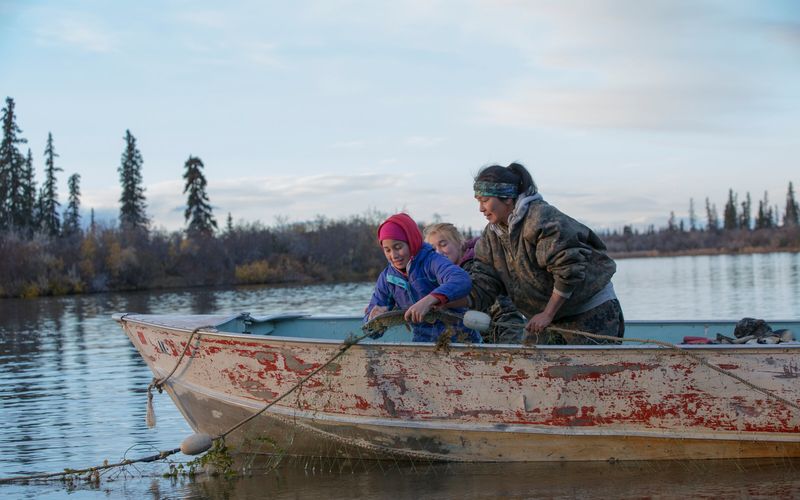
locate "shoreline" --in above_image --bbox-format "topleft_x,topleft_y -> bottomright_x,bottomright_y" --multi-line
3,247 -> 798,300
610,246 -> 800,260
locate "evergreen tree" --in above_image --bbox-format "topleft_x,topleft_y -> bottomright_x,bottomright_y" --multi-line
667,211 -> 677,232
182,155 -> 217,237
118,130 -> 148,231
785,181 -> 799,227
723,189 -> 738,230
755,191 -> 772,229
705,197 -> 719,231
39,132 -> 62,236
90,208 -> 96,233
0,97 -> 27,230
739,192 -> 751,230
755,191 -> 773,229
688,198 -> 697,231
225,212 -> 234,234
63,173 -> 81,236
17,148 -> 37,233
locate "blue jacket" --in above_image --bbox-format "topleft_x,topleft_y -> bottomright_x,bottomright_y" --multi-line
364,243 -> 481,343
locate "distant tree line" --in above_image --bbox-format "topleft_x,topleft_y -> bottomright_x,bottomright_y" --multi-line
603,185 -> 800,255
1,96 -> 799,297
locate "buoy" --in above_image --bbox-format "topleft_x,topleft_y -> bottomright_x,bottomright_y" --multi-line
463,310 -> 492,332
180,433 -> 214,455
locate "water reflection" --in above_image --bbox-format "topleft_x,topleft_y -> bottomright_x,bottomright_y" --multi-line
1,253 -> 799,498
615,252 -> 800,319
175,460 -> 800,499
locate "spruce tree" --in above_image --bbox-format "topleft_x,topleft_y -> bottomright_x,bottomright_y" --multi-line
688,198 -> 697,231
118,130 -> 148,231
0,97 -> 27,230
755,191 -> 772,229
225,212 -> 234,234
739,192 -> 751,230
723,189 -> 738,230
785,182 -> 799,227
63,173 -> 81,236
18,148 -> 37,233
40,132 -> 62,236
667,211 -> 677,232
705,197 -> 719,231
182,155 -> 217,237
755,192 -> 768,230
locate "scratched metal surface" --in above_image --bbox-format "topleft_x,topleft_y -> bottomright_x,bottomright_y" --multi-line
121,314 -> 800,462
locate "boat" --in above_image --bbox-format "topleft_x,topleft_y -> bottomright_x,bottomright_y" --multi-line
115,312 -> 800,462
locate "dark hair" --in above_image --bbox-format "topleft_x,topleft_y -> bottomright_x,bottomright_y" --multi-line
474,162 -> 537,198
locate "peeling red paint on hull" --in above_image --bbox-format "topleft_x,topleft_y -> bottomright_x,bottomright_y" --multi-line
117,313 -> 800,462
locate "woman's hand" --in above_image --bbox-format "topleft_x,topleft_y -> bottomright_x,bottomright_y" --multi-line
525,311 -> 554,335
404,295 -> 441,323
367,305 -> 389,321
524,292 -> 567,336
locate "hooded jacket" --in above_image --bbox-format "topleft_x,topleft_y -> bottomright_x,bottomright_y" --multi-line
470,193 -> 617,320
365,243 -> 480,343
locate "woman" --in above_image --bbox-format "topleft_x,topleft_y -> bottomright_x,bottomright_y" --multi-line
469,163 -> 624,344
423,222 -> 525,343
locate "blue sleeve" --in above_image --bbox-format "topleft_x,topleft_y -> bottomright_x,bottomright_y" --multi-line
363,268 -> 395,323
427,253 -> 472,302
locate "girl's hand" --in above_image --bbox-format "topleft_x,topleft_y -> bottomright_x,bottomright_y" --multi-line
368,305 -> 389,321
404,295 -> 440,323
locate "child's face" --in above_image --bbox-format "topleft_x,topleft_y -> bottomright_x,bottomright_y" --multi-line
381,239 -> 411,270
425,232 -> 461,264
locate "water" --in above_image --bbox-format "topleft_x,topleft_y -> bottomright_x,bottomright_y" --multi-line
1,253 -> 799,499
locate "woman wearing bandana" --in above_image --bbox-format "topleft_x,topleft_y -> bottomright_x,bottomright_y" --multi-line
469,163 -> 624,344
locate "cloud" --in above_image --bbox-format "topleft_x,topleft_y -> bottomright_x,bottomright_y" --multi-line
90,172 -> 414,230
176,9 -> 231,30
469,1 -> 786,132
405,136 -> 444,148
35,16 -> 116,53
478,80 -> 750,131
331,140 -> 367,150
241,41 -> 281,67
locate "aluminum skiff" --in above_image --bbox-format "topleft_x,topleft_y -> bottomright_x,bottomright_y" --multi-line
115,312 -> 800,462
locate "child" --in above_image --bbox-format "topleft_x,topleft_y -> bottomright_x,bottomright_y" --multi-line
423,222 -> 525,343
365,213 -> 481,343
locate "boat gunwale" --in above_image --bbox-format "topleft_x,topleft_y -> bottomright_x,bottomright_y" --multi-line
117,313 -> 800,352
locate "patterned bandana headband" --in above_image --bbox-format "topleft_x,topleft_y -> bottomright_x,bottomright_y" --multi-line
473,181 -> 518,198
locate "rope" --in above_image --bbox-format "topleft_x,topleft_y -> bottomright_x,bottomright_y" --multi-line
0,314 -> 389,486
146,325 -> 213,428
6,310 -> 794,484
495,320 -> 800,413
218,326 -> 375,439
0,448 -> 181,485
216,309 -> 453,439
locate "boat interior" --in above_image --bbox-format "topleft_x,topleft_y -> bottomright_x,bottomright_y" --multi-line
213,313 -> 800,346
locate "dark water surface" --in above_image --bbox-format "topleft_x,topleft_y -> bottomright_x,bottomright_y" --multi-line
1,253 -> 799,499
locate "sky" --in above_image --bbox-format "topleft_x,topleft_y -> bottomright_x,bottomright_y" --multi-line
1,0 -> 799,233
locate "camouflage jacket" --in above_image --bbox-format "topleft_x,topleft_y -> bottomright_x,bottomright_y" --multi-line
469,194 -> 617,320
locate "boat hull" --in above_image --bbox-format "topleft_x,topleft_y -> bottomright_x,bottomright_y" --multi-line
118,313 -> 800,462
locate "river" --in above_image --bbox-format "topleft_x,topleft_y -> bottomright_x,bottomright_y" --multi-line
1,252 -> 799,499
